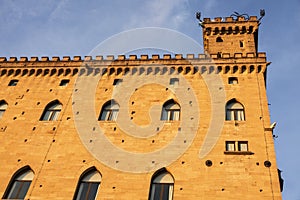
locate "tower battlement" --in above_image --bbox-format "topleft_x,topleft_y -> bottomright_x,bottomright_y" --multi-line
0,52 -> 266,63
201,14 -> 260,57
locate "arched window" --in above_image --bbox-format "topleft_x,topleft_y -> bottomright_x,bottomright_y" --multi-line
40,100 -> 62,121
3,167 -> 34,199
161,100 -> 180,121
226,99 -> 245,121
149,169 -> 174,200
98,100 -> 119,121
73,168 -> 101,200
216,36 -> 223,42
0,100 -> 8,118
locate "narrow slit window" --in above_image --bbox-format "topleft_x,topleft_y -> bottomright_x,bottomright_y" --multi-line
240,41 -> 244,47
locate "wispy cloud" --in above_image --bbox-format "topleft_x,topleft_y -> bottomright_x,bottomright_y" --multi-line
124,0 -> 189,29
48,0 -> 70,21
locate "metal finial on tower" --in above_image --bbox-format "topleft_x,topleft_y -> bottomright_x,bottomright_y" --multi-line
258,9 -> 265,21
196,12 -> 204,27
230,12 -> 250,20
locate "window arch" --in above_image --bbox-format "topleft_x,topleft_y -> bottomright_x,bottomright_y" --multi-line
40,100 -> 62,121
73,168 -> 102,200
226,99 -> 245,121
161,99 -> 180,121
0,100 -> 8,119
149,169 -> 174,200
3,166 -> 34,199
216,36 -> 223,42
98,100 -> 119,121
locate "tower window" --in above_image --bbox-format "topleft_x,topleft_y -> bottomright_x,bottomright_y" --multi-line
73,168 -> 101,200
161,99 -> 180,121
40,100 -> 62,121
113,79 -> 122,86
59,79 -> 70,86
225,141 -> 249,152
228,77 -> 238,84
149,169 -> 174,200
238,141 -> 248,151
226,141 -> 235,151
225,99 -> 245,121
98,100 -> 119,121
0,100 -> 8,119
240,41 -> 244,47
169,78 -> 179,87
216,37 -> 223,42
3,167 -> 34,199
8,79 -> 18,86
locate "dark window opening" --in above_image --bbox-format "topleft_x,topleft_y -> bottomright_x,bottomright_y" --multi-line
113,79 -> 123,86
169,78 -> 179,86
240,41 -> 244,47
228,77 -> 238,84
216,37 -> 223,42
8,80 -> 19,86
59,79 -> 70,86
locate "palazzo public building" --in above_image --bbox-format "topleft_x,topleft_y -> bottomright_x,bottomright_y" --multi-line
0,14 -> 282,199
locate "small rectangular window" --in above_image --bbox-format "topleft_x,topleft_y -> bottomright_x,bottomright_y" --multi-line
228,77 -> 238,84
8,80 -> 18,86
238,141 -> 248,151
59,79 -> 70,86
226,141 -> 235,151
169,78 -> 179,87
113,79 -> 122,86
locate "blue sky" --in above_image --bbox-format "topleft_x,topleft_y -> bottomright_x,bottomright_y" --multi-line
0,0 -> 299,199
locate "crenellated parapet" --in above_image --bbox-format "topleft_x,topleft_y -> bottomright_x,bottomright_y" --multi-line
0,52 -> 266,63
201,14 -> 261,56
0,53 -> 268,77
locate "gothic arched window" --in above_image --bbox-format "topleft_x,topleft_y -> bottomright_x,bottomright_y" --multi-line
98,100 -> 119,121
0,100 -> 8,119
40,100 -> 62,121
3,167 -> 34,199
149,169 -> 174,200
161,100 -> 180,121
226,99 -> 245,121
73,168 -> 101,200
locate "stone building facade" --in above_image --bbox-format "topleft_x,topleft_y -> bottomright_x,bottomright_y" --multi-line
0,15 -> 282,199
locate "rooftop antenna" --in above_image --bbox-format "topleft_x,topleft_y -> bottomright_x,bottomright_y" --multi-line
196,12 -> 204,27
